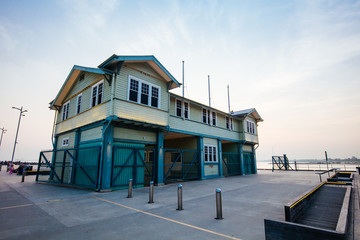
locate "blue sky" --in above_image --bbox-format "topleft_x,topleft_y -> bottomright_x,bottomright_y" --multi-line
0,0 -> 360,162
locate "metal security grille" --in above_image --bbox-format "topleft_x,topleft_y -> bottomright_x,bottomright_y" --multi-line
243,152 -> 255,174
37,147 -> 101,189
222,152 -> 242,176
111,145 -> 155,187
163,149 -> 200,182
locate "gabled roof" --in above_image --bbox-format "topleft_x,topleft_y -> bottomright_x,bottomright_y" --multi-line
50,65 -> 107,110
231,108 -> 263,122
98,55 -> 181,89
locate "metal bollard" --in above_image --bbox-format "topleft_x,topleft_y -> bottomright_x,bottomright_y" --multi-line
21,171 -> 26,182
148,181 -> 154,203
176,184 -> 183,210
215,188 -> 223,220
127,179 -> 133,198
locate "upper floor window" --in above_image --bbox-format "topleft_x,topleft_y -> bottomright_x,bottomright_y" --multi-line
76,93 -> 82,115
246,120 -> 256,134
204,145 -> 217,163
91,80 -> 104,108
175,99 -> 189,119
128,76 -> 160,108
226,116 -> 234,130
62,101 -> 70,121
202,108 -> 216,126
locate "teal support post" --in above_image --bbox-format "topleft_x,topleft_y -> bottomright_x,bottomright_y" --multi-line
239,143 -> 244,175
50,136 -> 58,180
253,145 -> 258,174
71,129 -> 80,184
100,123 -> 114,191
198,136 -> 205,179
156,131 -> 164,185
218,139 -> 223,177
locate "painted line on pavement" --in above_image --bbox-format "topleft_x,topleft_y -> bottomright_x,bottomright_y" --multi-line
92,195 -> 242,240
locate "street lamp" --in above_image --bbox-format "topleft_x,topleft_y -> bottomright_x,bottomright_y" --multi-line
11,106 -> 28,164
0,127 -> 7,147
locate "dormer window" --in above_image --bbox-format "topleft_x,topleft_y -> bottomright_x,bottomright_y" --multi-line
246,120 -> 256,134
128,76 -> 160,109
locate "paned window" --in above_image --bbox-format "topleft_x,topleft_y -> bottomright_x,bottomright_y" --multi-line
76,94 -> 82,115
226,116 -> 234,130
91,80 -> 104,108
246,120 -> 256,134
62,101 -> 70,121
62,137 -> 69,147
129,79 -> 139,102
141,83 -> 149,105
128,76 -> 160,108
151,87 -> 159,108
175,99 -> 189,119
204,144 -> 218,163
202,108 -> 216,126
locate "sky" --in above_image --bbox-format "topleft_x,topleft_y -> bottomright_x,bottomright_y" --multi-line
0,0 -> 359,162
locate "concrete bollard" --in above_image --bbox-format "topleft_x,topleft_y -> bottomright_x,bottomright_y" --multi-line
127,179 -> 133,198
148,181 -> 154,203
21,171 -> 26,182
176,184 -> 183,210
215,188 -> 223,220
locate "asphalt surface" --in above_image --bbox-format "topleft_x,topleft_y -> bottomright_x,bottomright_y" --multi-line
0,168 -> 356,240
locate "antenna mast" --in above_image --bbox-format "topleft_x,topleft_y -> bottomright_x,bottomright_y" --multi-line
227,84 -> 231,113
208,75 -> 211,107
182,61 -> 184,98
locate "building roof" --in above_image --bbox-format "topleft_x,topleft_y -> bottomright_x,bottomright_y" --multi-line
231,108 -> 264,122
50,65 -> 107,110
98,55 -> 181,89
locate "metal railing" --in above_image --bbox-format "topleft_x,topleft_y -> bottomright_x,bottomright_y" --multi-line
164,149 -> 200,182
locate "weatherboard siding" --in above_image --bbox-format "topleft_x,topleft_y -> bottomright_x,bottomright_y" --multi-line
55,102 -> 109,134
114,100 -> 168,126
116,63 -> 169,111
80,126 -> 102,142
57,132 -> 76,149
113,127 -> 157,143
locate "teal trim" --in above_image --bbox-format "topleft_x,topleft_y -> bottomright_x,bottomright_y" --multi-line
79,139 -> 103,145
98,55 -> 180,88
169,128 -> 241,143
100,123 -> 114,191
252,145 -> 257,174
198,137 -> 205,179
50,65 -> 107,110
239,143 -> 244,175
218,139 -> 223,177
156,131 -> 164,184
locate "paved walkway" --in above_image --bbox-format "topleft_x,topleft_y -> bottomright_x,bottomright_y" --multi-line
0,169 -> 347,240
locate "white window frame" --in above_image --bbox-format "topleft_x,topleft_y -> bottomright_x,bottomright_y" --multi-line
246,120 -> 256,134
226,116 -> 234,130
127,75 -> 161,109
90,80 -> 104,108
204,144 -> 218,163
76,93 -> 82,115
175,98 -> 190,119
202,108 -> 216,126
62,137 -> 69,147
62,101 -> 70,121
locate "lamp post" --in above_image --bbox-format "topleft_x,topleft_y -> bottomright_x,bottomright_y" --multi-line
0,127 -> 7,147
11,107 -> 27,164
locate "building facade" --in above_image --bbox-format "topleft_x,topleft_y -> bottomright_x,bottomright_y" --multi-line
39,55 -> 263,191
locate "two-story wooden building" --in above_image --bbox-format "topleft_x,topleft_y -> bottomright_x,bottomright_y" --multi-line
38,55 -> 263,191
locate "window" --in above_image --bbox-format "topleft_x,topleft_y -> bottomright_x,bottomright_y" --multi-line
76,94 -> 82,115
175,99 -> 190,119
91,80 -> 104,108
141,83 -> 149,105
204,144 -> 218,163
62,101 -> 70,121
246,120 -> 256,134
151,87 -> 159,108
226,116 -> 234,130
129,79 -> 139,102
62,137 -> 69,147
202,108 -> 216,125
128,76 -> 160,108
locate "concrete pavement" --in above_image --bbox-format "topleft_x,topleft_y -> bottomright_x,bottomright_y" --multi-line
0,170 -> 327,240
